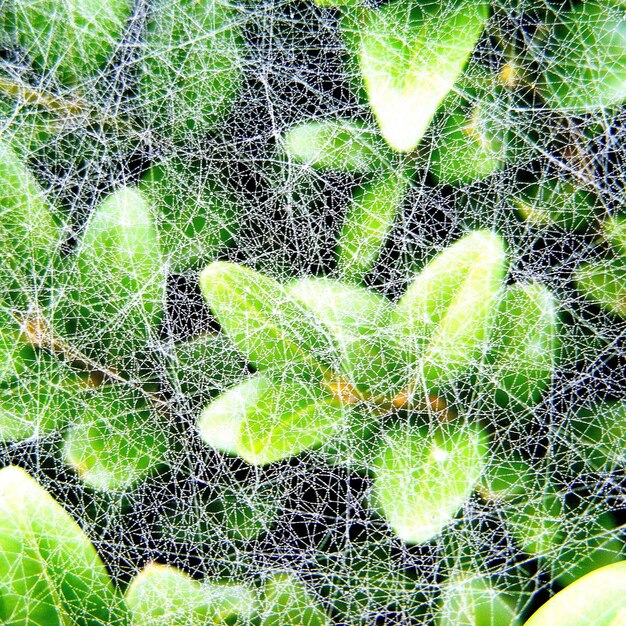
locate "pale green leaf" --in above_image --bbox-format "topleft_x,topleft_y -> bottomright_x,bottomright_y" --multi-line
198,375 -> 270,456
336,169 -> 406,283
349,0 -> 489,152
282,119 -> 388,173
392,230 -> 507,387
0,140 -> 61,309
373,422 -> 488,544
236,377 -> 346,466
125,564 -> 258,626
261,573 -> 331,626
0,465 -> 127,625
199,262 -> 340,378
523,561 -> 626,626
288,276 -> 391,345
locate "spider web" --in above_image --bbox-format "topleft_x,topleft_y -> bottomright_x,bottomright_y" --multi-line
0,0 -> 625,624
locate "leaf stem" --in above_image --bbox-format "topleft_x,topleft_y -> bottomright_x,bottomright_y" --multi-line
0,76 -> 86,115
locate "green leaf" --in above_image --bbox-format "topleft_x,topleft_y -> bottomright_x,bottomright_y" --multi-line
0,308 -> 81,441
288,276 -> 391,345
63,384 -> 169,491
479,456 -> 534,503
336,169 -> 406,283
348,0 -> 489,153
199,262 -> 340,378
392,230 -> 507,388
0,97 -> 62,159
3,0 -> 132,86
550,512 -> 624,588
56,186 -> 165,371
0,351 -> 80,442
199,375 -> 270,456
166,333 -> 246,401
236,377 -> 346,465
125,563 -> 258,626
484,282 -> 559,408
507,488 -> 563,557
339,332 -> 413,398
0,141 -> 61,308
140,0 -> 243,138
424,63 -> 507,186
373,422 -> 489,544
139,158 -> 239,272
438,576 -> 521,626
282,119 -> 388,173
261,573 -> 331,626
604,215 -> 626,256
575,258 -> 626,318
568,400 -> 626,472
317,405 -> 383,473
534,2 -> 626,112
200,374 -> 347,465
0,465 -> 127,625
513,179 -> 597,232
523,561 -> 626,626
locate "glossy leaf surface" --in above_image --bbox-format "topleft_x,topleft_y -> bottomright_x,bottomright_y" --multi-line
0,466 -> 126,625
350,0 -> 489,152
374,423 -> 488,544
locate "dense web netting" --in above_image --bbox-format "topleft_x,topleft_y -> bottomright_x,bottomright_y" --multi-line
0,0 -> 626,624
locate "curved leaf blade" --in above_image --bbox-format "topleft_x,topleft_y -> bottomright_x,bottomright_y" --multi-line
351,0 -> 489,152
63,385 -> 169,492
484,282 -> 559,408
125,563 -> 257,626
392,230 -> 507,387
140,0 -> 243,138
523,561 -> 626,626
56,186 -> 165,371
336,169 -> 406,283
282,119 -> 388,173
0,466 -> 127,625
373,422 -> 488,544
199,262 -> 340,378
